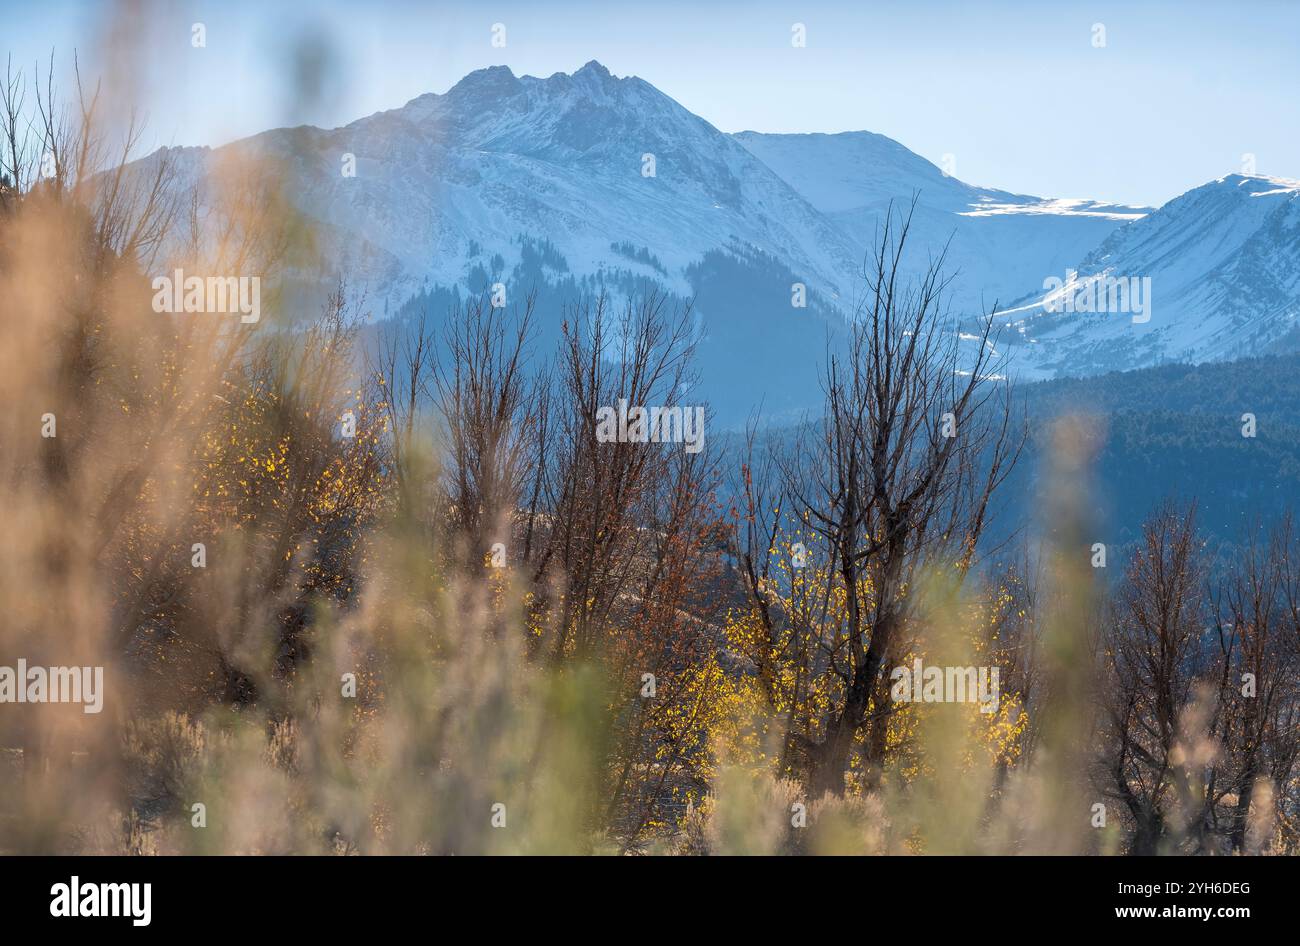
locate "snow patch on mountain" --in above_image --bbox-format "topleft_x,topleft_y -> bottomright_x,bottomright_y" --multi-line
997,174 -> 1300,378
732,130 -> 1150,316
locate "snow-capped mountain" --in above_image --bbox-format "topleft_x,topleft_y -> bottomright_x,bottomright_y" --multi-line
131,61 -> 1300,422
733,131 -> 1148,316
170,61 -> 861,315
995,174 -> 1300,378
150,61 -> 1145,322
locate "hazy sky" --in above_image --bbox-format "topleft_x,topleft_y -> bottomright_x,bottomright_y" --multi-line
7,0 -> 1299,206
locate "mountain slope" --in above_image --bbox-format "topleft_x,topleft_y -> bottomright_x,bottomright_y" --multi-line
996,174 -> 1300,378
146,62 -> 1152,329
233,61 -> 861,312
734,130 -> 1148,316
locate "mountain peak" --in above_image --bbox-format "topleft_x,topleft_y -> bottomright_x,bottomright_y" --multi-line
554,59 -> 624,94
448,64 -> 521,98
575,59 -> 612,79
1212,172 -> 1300,195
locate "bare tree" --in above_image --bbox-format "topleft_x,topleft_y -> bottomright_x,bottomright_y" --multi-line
435,292 -> 544,568
1102,501 -> 1215,853
523,291 -> 700,659
735,198 -> 1022,796
1210,515 -> 1300,852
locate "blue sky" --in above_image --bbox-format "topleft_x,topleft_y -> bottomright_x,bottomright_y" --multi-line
6,0 -> 1299,206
